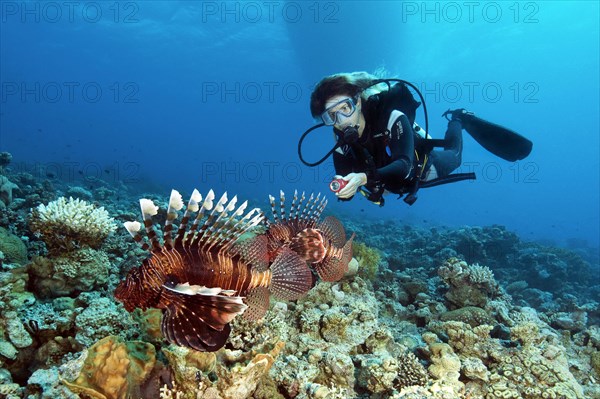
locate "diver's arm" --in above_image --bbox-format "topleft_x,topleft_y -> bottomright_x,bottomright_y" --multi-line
370,112 -> 414,184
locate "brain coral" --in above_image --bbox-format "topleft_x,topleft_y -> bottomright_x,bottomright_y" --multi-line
29,196 -> 116,251
0,227 -> 27,265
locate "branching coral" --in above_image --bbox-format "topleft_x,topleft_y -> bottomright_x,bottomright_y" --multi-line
438,258 -> 503,308
29,196 -> 116,251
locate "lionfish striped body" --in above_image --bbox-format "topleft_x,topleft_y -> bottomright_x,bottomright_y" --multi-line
264,190 -> 355,282
114,189 -> 312,352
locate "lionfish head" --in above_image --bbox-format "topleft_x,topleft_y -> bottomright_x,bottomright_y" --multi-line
114,267 -> 159,312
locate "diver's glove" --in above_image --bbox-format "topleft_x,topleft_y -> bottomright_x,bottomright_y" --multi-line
335,173 -> 367,199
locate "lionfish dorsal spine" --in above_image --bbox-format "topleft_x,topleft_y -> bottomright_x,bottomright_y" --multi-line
304,192 -> 322,225
193,191 -> 229,248
300,193 -> 315,222
163,190 -> 184,250
292,191 -> 306,220
268,194 -> 279,223
279,190 -> 286,221
201,194 -> 239,250
315,196 -> 328,221
139,198 -> 161,252
207,200 -> 249,250
186,189 -> 216,247
288,189 -> 298,220
174,189 -> 202,247
123,221 -> 149,250
215,206 -> 264,253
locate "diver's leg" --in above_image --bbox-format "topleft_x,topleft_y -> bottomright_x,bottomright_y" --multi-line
429,120 -> 463,177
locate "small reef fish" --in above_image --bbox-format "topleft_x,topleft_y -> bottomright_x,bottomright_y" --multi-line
264,190 -> 355,282
114,188 -> 313,352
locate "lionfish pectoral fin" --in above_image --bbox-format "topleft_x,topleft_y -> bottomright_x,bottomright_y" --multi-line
269,247 -> 313,301
317,216 -> 347,247
231,234 -> 269,271
162,306 -> 231,352
160,290 -> 247,352
243,287 -> 270,321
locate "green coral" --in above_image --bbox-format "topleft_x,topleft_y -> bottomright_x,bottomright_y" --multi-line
353,241 -> 382,280
0,227 -> 27,265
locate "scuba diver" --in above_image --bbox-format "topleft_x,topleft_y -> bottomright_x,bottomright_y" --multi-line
298,72 -> 533,206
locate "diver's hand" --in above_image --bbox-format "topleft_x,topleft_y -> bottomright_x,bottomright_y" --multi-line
335,173 -> 367,199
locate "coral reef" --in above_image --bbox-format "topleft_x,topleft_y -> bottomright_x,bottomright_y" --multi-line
0,168 -> 597,398
28,249 -> 111,298
0,175 -> 18,208
29,196 -> 116,252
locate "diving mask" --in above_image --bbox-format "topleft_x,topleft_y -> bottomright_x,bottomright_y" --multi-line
321,96 -> 358,126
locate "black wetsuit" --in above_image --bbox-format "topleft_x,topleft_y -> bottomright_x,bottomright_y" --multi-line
332,84 -> 463,200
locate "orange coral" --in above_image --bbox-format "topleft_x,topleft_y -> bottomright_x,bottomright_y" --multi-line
62,335 -> 156,399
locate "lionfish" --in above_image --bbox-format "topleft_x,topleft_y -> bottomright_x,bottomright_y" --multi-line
264,190 -> 354,282
114,188 -> 314,352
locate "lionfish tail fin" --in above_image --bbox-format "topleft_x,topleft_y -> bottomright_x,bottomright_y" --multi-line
313,232 -> 354,282
269,247 -> 312,301
341,233 -> 355,268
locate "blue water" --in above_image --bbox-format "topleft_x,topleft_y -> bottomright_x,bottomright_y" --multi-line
1,1 -> 598,250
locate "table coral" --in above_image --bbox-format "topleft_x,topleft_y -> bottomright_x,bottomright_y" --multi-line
29,196 -> 116,251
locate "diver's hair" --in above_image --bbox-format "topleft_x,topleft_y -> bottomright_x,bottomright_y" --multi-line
309,71 -> 390,118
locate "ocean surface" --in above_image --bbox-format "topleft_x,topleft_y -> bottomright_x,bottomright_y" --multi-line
0,2 -> 599,399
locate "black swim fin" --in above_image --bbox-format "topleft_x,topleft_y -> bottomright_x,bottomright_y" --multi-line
443,109 -> 533,162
